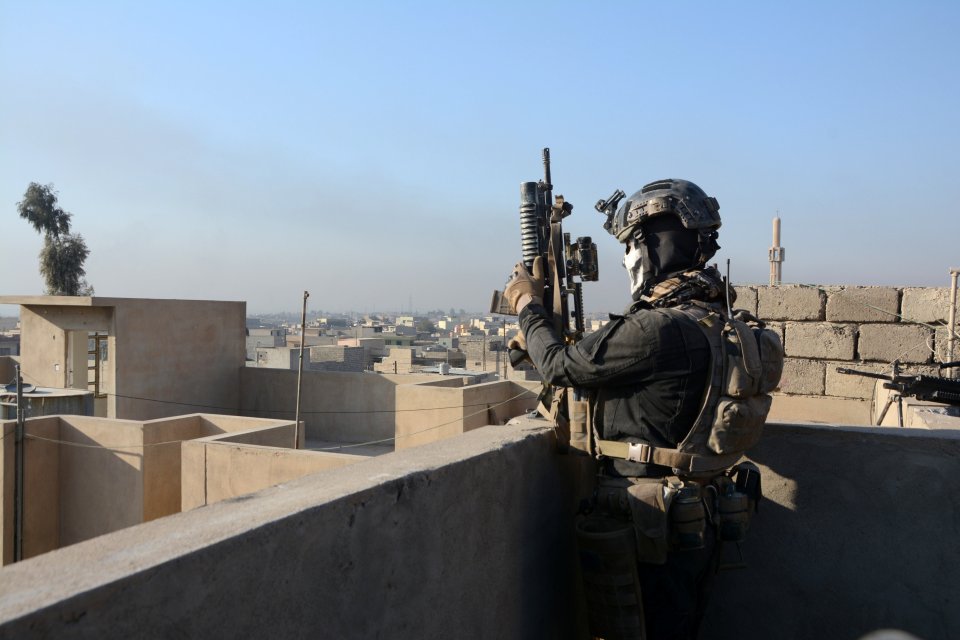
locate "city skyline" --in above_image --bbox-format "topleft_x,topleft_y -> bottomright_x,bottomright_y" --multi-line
3,2 -> 958,317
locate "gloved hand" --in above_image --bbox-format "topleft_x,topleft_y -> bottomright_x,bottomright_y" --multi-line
504,257 -> 544,314
508,329 -> 527,352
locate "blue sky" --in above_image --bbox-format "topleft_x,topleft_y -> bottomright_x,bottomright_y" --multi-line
2,1 -> 958,315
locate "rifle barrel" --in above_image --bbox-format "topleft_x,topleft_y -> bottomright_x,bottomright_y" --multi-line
835,367 -> 892,381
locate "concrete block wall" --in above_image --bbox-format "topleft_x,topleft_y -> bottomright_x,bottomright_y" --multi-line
736,285 -> 958,402
459,335 -> 506,372
308,345 -> 366,372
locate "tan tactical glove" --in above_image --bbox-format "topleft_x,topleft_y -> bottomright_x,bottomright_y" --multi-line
504,257 -> 544,314
508,329 -> 527,352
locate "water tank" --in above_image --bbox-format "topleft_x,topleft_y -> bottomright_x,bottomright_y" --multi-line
438,363 -> 451,375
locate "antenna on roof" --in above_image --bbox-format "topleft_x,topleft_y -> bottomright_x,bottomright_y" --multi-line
295,290 -> 309,450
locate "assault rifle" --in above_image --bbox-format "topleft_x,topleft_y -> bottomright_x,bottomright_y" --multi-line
490,148 -> 607,453
490,148 -> 601,362
836,363 -> 960,426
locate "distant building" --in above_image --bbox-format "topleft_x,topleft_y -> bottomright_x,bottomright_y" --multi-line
0,335 -> 19,357
418,347 -> 466,369
246,328 -> 285,361
383,334 -> 416,348
375,347 -> 415,374
286,335 -> 338,349
308,345 -> 365,373
0,295 -> 245,420
255,346 -> 306,370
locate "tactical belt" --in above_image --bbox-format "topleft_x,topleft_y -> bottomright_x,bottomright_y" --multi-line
595,438 -> 740,475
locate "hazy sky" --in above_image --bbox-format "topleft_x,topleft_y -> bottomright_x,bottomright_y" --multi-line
2,1 -> 958,316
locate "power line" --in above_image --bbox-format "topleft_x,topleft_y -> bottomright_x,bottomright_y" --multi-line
8,369 -> 533,416
313,387 -> 538,451
6,387 -> 540,454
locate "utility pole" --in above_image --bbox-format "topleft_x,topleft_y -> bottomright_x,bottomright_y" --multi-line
482,333 -> 487,372
295,291 -> 309,450
948,268 -> 959,379
14,364 -> 25,562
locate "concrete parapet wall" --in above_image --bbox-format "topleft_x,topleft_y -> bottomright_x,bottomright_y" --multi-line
394,380 -> 538,450
708,423 -> 960,640
2,413 -> 299,564
0,423 -> 583,639
1,421 -> 957,639
240,368 -> 399,443
739,284 -> 958,410
181,441 -> 359,511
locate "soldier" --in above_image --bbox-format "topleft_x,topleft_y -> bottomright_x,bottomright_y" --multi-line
503,179 -> 780,640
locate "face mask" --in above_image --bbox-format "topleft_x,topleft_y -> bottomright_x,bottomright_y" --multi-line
622,240 -> 645,296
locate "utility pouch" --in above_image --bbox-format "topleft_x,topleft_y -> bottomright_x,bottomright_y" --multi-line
625,479 -> 670,565
708,394 -> 772,454
575,514 -> 646,640
668,481 -> 706,551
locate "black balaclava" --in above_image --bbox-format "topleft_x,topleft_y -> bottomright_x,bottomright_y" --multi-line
633,215 -> 717,299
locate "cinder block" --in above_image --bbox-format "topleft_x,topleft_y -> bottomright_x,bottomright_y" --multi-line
857,323 -> 934,364
825,362 -> 885,399
901,288 -> 952,324
826,287 -> 900,323
758,285 -> 824,321
934,324 -> 960,366
784,323 -> 856,360
733,286 -> 757,316
778,358 -> 825,395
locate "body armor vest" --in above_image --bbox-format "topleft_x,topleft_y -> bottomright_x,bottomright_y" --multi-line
596,302 -> 784,475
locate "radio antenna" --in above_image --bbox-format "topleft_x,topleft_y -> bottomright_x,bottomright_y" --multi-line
725,259 -> 733,317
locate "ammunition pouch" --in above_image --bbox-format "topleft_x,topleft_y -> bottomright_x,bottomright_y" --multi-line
577,466 -> 762,637
708,462 -> 762,544
669,481 -> 707,551
595,476 -> 709,565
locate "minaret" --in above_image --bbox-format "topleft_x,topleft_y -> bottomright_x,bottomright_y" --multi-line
769,215 -> 785,286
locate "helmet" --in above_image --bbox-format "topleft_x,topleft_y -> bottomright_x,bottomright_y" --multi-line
606,179 -> 721,242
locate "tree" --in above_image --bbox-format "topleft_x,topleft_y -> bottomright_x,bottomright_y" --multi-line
416,319 -> 436,334
18,183 -> 93,296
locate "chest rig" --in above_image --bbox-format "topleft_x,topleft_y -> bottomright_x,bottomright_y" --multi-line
595,302 -> 784,476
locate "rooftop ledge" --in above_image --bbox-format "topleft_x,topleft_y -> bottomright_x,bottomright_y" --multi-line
1,419 -> 959,639
0,295 -> 244,307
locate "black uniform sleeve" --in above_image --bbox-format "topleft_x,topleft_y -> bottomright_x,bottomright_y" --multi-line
518,302 -> 639,388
